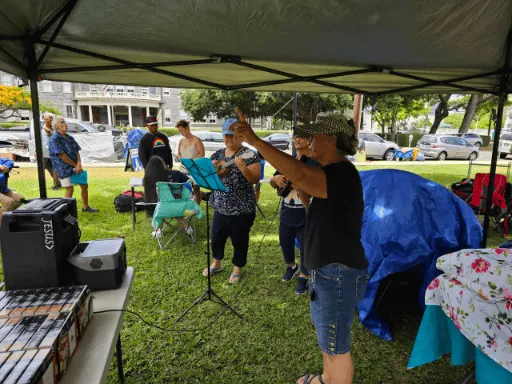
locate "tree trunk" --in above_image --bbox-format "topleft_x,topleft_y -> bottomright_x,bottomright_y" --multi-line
429,94 -> 451,134
459,94 -> 483,134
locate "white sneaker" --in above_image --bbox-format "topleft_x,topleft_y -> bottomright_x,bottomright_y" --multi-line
151,229 -> 162,238
186,226 -> 194,235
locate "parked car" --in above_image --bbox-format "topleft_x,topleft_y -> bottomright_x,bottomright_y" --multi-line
261,133 -> 291,150
460,133 -> 483,148
29,118 -> 124,161
0,133 -> 28,150
499,132 -> 512,159
417,134 -> 479,161
169,131 -> 225,162
0,126 -> 31,142
168,130 -> 257,163
358,131 -> 399,161
90,123 -> 124,136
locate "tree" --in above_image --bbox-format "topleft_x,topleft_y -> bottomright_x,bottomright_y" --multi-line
181,89 -> 353,127
427,94 -> 452,134
0,85 -> 61,118
365,95 -> 428,136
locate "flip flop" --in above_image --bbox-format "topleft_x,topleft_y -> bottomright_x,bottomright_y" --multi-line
202,266 -> 222,277
296,373 -> 325,384
229,273 -> 241,284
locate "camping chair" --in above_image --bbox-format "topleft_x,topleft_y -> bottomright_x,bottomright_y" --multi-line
152,182 -> 204,249
470,173 -> 511,237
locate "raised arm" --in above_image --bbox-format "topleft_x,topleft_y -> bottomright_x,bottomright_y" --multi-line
231,111 -> 327,198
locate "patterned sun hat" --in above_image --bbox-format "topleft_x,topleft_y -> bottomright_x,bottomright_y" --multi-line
294,113 -> 355,138
222,117 -> 238,135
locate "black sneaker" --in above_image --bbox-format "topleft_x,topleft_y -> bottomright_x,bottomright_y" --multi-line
52,186 -> 60,190
82,206 -> 99,213
282,264 -> 299,282
295,276 -> 309,295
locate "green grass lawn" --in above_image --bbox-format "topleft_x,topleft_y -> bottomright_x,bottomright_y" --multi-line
5,163 -> 506,384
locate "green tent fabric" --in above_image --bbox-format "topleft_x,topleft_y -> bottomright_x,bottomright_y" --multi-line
1,0 -> 511,94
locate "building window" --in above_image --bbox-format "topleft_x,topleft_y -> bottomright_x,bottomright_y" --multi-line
209,119 -> 216,123
65,105 -> 75,119
116,86 -> 124,93
165,109 -> 171,123
127,86 -> 135,93
40,81 -> 53,92
163,88 -> 171,96
20,116 -> 29,121
141,87 -> 149,95
89,85 -> 98,92
63,82 -> 72,93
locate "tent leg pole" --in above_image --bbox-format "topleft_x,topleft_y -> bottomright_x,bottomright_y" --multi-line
24,39 -> 47,198
291,92 -> 298,157
482,86 -> 506,247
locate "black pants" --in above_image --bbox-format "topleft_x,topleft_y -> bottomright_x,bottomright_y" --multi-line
279,222 -> 308,276
211,211 -> 255,268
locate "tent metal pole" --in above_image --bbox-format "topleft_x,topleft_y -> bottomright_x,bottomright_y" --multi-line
291,92 -> 298,157
0,47 -> 25,70
24,39 -> 47,198
36,0 -> 78,69
0,35 -> 24,41
36,0 -> 78,39
40,59 -> 216,74
388,70 -> 497,94
37,40 -> 226,89
482,30 -> 512,247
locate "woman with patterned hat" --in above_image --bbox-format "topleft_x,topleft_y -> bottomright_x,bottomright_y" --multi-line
202,118 -> 261,284
231,110 -> 369,384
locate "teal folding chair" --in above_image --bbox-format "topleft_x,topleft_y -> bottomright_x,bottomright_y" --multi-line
152,182 -> 204,249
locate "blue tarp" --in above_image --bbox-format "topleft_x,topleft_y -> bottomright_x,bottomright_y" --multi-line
122,128 -> 146,159
358,169 -> 482,340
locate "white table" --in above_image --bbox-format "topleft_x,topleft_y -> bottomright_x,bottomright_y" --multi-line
61,267 -> 135,384
129,178 -> 143,231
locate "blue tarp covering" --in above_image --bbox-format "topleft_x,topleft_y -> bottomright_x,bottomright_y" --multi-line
122,128 -> 146,159
358,169 -> 482,340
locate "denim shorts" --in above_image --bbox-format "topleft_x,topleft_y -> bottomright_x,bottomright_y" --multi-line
309,263 -> 368,355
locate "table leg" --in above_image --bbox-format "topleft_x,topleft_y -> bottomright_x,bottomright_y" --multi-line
116,334 -> 125,383
459,369 -> 475,384
131,187 -> 136,232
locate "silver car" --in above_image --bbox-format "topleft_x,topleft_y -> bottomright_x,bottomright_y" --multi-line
417,135 -> 479,161
461,133 -> 483,148
358,131 -> 399,161
499,132 -> 512,159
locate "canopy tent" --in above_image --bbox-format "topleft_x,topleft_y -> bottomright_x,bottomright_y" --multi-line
1,0 -> 512,245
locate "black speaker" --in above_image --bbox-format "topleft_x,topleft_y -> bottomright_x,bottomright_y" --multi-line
0,198 -> 79,290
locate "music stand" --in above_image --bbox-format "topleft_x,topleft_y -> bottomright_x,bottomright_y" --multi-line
174,158 -> 244,323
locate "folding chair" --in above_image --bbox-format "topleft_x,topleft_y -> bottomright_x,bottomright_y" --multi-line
471,173 -> 511,237
152,182 -> 203,249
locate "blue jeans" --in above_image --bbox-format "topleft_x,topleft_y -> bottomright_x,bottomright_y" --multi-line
309,263 -> 368,355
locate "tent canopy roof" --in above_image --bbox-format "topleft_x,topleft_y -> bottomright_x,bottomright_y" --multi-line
1,0 -> 512,95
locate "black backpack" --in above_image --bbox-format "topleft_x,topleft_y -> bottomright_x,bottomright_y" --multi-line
114,191 -> 145,213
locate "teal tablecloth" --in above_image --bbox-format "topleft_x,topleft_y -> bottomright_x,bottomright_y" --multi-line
408,305 -> 512,384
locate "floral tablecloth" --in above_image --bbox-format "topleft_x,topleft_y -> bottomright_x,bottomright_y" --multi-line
425,248 -> 512,373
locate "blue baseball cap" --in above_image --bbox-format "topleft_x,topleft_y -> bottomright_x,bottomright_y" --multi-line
222,118 -> 238,135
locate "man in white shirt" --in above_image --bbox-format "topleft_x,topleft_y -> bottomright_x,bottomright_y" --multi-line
41,113 -> 61,190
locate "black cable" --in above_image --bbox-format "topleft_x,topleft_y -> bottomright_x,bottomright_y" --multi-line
94,193 -> 283,333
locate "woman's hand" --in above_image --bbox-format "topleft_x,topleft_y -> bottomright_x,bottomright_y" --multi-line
234,157 -> 247,172
0,166 -> 9,173
273,175 -> 287,189
75,164 -> 83,175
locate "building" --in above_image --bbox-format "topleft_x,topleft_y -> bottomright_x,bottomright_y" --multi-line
0,71 -> 225,128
